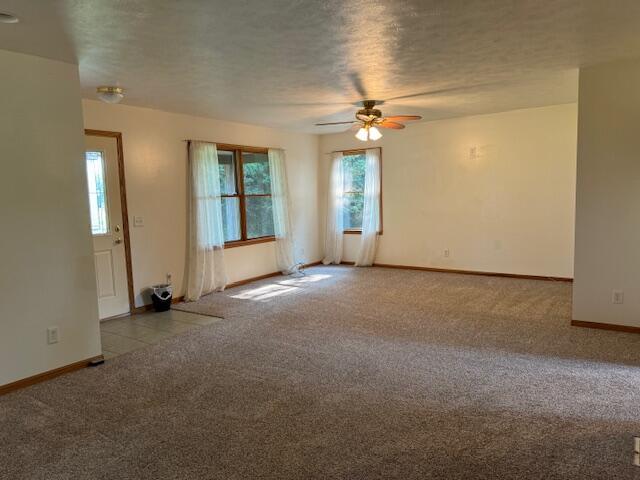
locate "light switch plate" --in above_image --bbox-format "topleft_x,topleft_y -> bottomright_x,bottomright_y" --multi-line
47,326 -> 59,344
612,290 -> 624,304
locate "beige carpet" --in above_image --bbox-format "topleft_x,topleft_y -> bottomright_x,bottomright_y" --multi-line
2,265 -> 640,479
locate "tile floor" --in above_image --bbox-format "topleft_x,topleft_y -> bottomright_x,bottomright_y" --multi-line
100,309 -> 222,359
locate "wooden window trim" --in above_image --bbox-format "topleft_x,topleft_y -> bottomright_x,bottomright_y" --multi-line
218,144 -> 275,247
339,147 -> 383,235
224,236 -> 275,249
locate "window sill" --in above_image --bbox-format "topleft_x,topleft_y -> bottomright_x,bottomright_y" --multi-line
224,236 -> 275,249
343,230 -> 383,235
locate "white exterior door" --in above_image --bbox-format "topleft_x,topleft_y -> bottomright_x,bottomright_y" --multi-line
85,135 -> 130,319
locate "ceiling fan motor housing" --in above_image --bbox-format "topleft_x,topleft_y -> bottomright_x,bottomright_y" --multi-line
314,98 -> 420,130
357,100 -> 382,120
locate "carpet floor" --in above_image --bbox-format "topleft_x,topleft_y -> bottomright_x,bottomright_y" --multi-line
2,265 -> 640,479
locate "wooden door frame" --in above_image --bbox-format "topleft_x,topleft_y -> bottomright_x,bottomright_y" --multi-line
85,129 -> 135,314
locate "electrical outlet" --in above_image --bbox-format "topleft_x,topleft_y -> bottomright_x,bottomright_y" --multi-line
444,249 -> 450,258
166,273 -> 172,284
612,290 -> 624,304
47,326 -> 59,345
133,216 -> 144,227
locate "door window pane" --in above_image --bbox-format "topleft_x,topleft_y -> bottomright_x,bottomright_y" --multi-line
246,196 -> 274,239
221,197 -> 241,242
86,151 -> 109,235
242,152 -> 271,194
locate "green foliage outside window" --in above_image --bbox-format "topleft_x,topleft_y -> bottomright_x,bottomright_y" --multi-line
343,154 -> 366,230
216,150 -> 275,242
243,153 -> 274,238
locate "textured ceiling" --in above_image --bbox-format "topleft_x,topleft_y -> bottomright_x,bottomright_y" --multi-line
1,0 -> 640,132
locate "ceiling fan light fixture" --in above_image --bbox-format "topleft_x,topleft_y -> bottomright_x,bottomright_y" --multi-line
96,86 -> 124,104
355,127 -> 369,141
368,126 -> 382,141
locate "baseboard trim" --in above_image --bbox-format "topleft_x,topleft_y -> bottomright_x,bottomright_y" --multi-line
571,319 -> 640,334
0,355 -> 104,396
338,261 -> 573,282
134,262 -> 323,310
134,262 -> 568,310
226,261 -> 323,289
227,273 -> 281,289
131,295 -> 186,315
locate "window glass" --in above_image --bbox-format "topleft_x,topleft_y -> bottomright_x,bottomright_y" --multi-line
221,197 -> 241,242
242,151 -> 274,238
343,192 -> 364,230
85,151 -> 109,235
217,150 -> 237,195
343,153 -> 366,193
217,150 -> 241,242
242,152 -> 271,195
342,153 -> 366,230
214,147 -> 276,243
246,196 -> 275,239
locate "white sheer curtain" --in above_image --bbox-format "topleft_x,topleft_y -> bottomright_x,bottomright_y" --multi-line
185,141 -> 228,301
355,148 -> 381,266
268,148 -> 297,274
322,152 -> 344,265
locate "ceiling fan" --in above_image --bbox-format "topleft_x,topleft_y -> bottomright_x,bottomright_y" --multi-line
315,100 -> 422,141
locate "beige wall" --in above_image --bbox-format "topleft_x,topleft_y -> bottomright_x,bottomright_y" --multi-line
319,104 -> 578,278
573,59 -> 640,327
82,100 -> 321,307
0,50 -> 101,386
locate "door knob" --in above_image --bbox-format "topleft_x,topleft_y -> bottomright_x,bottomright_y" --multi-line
114,238 -> 122,245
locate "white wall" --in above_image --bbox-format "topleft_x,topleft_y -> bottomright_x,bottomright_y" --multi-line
82,100 -> 321,307
0,50 -> 101,386
319,104 -> 578,278
573,59 -> 640,327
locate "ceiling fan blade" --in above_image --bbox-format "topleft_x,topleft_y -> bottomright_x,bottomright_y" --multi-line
356,113 -> 373,122
379,120 -> 405,130
315,121 -> 356,126
349,72 -> 368,99
383,115 -> 422,122
384,82 -> 500,103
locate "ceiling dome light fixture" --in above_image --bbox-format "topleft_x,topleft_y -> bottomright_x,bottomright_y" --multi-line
0,12 -> 19,23
96,86 -> 125,104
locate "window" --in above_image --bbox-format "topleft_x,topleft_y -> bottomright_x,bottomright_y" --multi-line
217,145 -> 275,246
86,151 -> 109,235
341,149 -> 382,233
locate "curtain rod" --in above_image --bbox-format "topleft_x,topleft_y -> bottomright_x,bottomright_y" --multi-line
182,139 -> 282,150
